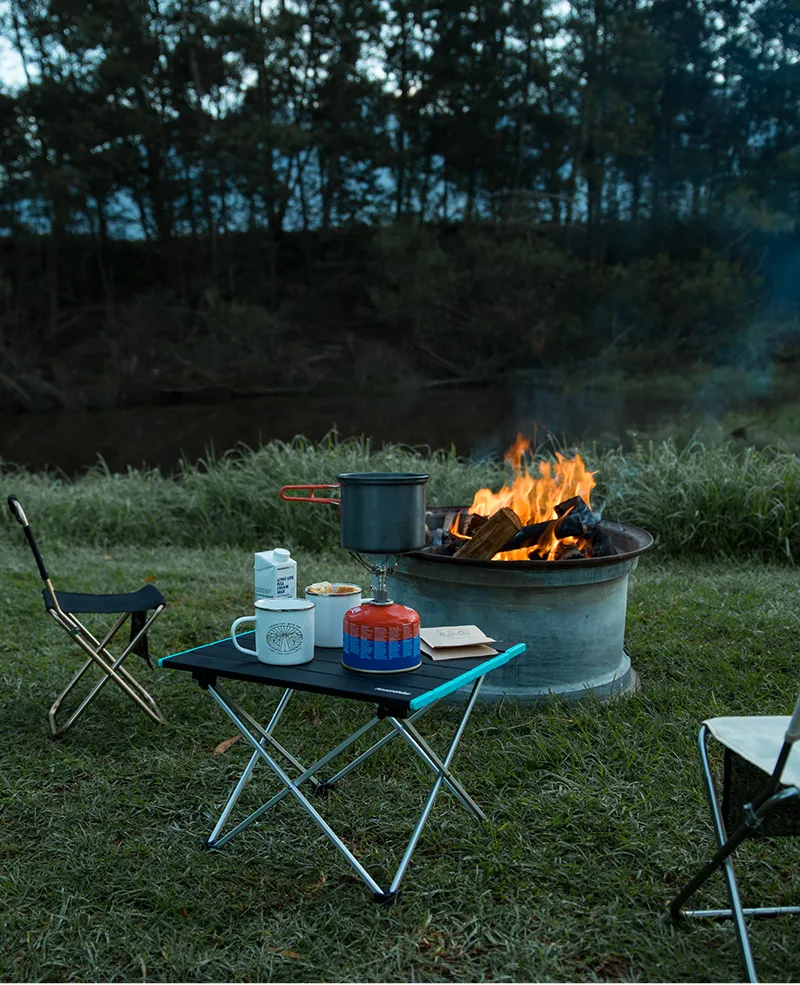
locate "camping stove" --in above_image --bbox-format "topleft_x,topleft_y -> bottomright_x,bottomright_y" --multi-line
280,472 -> 430,673
342,555 -> 421,673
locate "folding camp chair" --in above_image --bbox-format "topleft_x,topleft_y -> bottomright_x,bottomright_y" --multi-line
668,695 -> 800,982
8,495 -> 168,738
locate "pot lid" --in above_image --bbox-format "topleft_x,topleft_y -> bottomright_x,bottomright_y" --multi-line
336,472 -> 430,485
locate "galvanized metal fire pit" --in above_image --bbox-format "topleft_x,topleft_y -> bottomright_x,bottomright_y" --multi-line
387,509 -> 653,704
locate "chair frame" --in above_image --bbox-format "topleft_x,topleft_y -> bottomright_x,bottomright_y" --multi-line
669,704 -> 800,983
46,595 -> 167,737
8,495 -> 168,738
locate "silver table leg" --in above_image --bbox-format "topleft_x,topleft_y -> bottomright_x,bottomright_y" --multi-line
207,685 -> 384,896
206,687 -> 295,846
387,678 -> 484,897
205,686 -> 380,851
324,704 -> 433,787
198,674 -> 491,901
387,717 -> 486,821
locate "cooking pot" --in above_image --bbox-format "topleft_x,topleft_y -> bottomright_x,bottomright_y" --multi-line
280,472 -> 429,555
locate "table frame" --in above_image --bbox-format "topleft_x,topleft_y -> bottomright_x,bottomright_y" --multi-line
162,638 -> 526,901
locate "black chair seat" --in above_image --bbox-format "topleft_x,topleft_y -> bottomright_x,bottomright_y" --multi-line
43,583 -> 166,615
9,493 -> 168,736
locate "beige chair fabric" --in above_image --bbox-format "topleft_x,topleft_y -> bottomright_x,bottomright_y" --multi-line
704,716 -> 800,787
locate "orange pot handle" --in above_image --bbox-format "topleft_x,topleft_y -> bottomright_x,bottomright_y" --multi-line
279,484 -> 340,505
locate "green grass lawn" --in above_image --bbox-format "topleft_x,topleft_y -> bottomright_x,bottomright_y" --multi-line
2,542 -> 798,982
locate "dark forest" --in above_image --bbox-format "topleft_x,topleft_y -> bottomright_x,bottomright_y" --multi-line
1,0 -> 798,411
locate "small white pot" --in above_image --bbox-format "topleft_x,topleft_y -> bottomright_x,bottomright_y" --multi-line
305,584 -> 362,648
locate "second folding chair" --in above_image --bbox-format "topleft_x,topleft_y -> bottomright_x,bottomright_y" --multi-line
669,695 -> 800,983
8,495 -> 168,738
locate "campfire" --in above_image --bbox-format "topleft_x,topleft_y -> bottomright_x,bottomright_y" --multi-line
425,434 -> 617,562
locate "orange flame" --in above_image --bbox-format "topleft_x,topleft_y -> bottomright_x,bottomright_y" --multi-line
459,433 -> 597,561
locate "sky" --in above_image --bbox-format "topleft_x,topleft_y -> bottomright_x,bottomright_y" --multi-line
0,0 -> 25,90
0,45 -> 23,89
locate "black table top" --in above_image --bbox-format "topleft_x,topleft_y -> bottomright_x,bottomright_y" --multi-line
159,635 -> 526,717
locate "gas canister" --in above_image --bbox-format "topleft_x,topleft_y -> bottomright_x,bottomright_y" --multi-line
342,601 -> 421,673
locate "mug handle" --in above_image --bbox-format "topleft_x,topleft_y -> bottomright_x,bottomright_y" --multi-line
231,616 -> 257,654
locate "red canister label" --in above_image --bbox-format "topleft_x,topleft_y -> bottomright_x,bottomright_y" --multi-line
343,603 -> 420,670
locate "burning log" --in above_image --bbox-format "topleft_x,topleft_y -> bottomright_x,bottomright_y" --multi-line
502,519 -> 553,552
585,524 -> 619,558
552,542 -> 587,562
421,491 -> 620,562
418,505 -> 622,562
426,510 -> 487,548
454,507 -> 522,561
502,496 -> 597,552
554,496 -> 596,536
460,512 -> 488,538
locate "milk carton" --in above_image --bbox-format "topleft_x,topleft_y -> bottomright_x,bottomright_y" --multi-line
254,548 -> 297,602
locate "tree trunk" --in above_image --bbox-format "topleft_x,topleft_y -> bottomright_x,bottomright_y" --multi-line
395,22 -> 408,219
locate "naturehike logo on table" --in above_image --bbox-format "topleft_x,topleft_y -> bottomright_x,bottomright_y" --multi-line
373,687 -> 412,696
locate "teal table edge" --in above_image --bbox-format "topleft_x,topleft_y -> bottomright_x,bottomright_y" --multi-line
158,635 -> 242,667
408,642 -> 526,710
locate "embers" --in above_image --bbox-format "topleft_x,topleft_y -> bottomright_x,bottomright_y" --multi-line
424,498 -> 619,562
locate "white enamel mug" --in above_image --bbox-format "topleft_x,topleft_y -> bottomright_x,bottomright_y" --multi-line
304,584 -> 362,648
231,598 -> 315,666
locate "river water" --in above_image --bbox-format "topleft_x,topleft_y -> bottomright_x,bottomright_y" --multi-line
0,372 -> 781,474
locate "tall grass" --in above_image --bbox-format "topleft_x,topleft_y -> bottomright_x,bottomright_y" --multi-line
600,439 -> 800,561
3,433 -> 800,561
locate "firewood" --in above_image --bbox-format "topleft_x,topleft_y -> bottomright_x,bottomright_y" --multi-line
552,542 -> 587,562
454,507 -> 522,560
503,519 -> 553,552
437,510 -> 488,549
442,511 -> 461,536
553,496 -> 596,538
503,496 -> 597,552
460,512 -> 488,537
585,523 -> 619,559
553,496 -> 583,517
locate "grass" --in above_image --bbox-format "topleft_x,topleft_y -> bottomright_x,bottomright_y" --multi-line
4,433 -> 800,562
2,539 -> 799,982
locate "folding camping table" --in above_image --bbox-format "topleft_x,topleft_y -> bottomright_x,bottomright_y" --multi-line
159,635 -> 526,901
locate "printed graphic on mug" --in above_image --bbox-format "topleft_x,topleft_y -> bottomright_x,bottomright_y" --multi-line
266,622 -> 304,654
